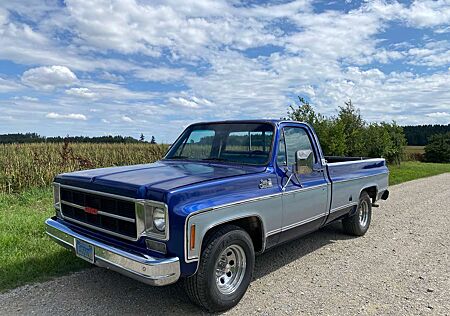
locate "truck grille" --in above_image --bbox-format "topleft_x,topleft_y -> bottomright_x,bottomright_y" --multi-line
60,187 -> 137,240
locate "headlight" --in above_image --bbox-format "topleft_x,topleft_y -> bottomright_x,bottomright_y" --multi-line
140,202 -> 169,240
152,208 -> 166,232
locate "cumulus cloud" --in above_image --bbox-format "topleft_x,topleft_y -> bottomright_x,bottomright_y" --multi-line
426,112 -> 450,118
169,96 -> 213,109
65,87 -> 97,98
121,116 -> 133,122
46,112 -> 87,120
134,67 -> 187,82
22,66 -> 77,90
1,0 -> 450,140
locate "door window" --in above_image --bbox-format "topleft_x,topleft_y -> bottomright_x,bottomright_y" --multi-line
280,127 -> 315,166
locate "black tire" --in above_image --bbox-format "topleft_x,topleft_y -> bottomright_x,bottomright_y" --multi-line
184,225 -> 255,312
342,191 -> 372,236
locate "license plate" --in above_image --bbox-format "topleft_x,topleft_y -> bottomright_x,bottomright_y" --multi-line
75,239 -> 95,263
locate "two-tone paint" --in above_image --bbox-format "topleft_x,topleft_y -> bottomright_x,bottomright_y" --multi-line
51,119 -> 389,280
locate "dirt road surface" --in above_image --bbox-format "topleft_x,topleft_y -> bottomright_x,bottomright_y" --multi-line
1,173 -> 449,315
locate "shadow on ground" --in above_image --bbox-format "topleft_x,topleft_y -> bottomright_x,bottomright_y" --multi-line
15,222 -> 354,315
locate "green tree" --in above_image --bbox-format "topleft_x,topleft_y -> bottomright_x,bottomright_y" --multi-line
139,133 -> 145,142
337,100 -> 365,156
150,136 -> 156,144
424,132 -> 450,163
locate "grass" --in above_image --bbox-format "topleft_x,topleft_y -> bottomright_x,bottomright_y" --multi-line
389,161 -> 450,185
0,161 -> 448,292
0,187 -> 89,292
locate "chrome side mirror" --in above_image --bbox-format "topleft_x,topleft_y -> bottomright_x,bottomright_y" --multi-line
294,149 -> 314,174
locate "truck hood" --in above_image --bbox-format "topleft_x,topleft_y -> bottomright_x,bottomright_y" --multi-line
55,160 -> 266,196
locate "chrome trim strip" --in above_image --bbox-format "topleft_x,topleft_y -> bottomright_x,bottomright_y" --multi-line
282,183 -> 327,196
330,172 -> 389,184
45,218 -> 180,286
326,158 -> 386,166
329,202 -> 358,214
266,212 -> 327,237
60,201 -> 136,223
62,216 -> 138,241
57,183 -> 141,202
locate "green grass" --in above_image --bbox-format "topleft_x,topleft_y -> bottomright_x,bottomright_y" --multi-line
0,161 -> 448,292
0,187 -> 89,292
389,161 -> 450,185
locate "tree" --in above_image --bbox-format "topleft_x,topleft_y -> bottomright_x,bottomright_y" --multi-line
285,97 -> 407,164
139,133 -> 145,142
150,136 -> 156,144
424,132 -> 450,163
286,97 -> 346,156
337,100 -> 365,156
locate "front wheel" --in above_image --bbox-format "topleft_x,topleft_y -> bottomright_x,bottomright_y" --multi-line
342,191 -> 372,236
184,225 -> 255,312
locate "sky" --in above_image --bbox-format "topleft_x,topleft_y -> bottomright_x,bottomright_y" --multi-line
0,0 -> 449,143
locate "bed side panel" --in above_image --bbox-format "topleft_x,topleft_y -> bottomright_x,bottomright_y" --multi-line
327,159 -> 389,211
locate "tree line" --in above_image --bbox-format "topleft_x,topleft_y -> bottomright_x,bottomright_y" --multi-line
403,124 -> 450,146
0,133 -> 157,144
286,98 -> 406,164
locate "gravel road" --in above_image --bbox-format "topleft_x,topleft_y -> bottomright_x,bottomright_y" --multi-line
1,173 -> 449,315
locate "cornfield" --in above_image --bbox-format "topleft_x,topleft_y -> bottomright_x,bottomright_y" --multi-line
0,142 -> 169,193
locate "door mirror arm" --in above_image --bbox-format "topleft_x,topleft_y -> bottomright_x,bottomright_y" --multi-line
281,167 -> 302,191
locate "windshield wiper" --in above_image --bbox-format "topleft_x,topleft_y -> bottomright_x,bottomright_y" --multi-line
201,157 -> 227,162
167,156 -> 189,160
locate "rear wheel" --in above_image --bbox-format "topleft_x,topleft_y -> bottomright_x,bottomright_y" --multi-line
184,225 -> 255,312
343,191 -> 372,236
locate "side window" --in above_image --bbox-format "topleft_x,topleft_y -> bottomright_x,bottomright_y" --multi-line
283,127 -> 315,166
277,131 -> 287,166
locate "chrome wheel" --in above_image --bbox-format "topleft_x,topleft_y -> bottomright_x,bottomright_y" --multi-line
359,199 -> 369,227
215,244 -> 247,295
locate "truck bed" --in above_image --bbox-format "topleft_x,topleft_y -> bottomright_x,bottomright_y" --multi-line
325,157 -> 389,212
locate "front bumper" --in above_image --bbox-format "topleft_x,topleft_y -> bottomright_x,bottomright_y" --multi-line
45,218 -> 180,286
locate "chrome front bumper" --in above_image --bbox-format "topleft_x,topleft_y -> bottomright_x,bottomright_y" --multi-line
45,218 -> 180,286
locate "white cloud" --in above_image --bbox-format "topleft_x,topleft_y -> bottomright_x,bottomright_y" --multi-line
0,77 -> 22,92
121,115 -> 133,122
134,67 -> 187,82
426,112 -> 450,118
65,87 -> 97,98
46,112 -> 87,120
169,96 -> 213,109
12,96 -> 39,101
22,66 -> 77,90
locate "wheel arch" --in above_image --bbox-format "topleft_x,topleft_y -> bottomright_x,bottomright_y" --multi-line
360,184 -> 378,203
185,212 -> 266,269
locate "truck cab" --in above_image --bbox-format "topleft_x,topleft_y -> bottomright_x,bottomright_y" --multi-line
46,120 -> 389,312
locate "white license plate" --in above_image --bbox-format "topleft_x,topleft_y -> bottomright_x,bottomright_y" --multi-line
75,239 -> 95,263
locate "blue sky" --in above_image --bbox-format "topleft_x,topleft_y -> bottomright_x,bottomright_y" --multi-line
0,0 -> 449,143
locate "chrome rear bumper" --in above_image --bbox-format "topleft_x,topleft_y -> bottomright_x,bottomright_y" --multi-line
45,218 -> 180,286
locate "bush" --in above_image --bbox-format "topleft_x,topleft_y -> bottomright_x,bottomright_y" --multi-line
424,132 -> 450,163
286,97 -> 406,164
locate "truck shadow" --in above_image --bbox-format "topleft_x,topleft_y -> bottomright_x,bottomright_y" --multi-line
59,223 -> 353,315
6,222 -> 355,315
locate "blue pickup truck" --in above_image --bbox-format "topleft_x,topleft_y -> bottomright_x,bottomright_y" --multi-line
46,120 -> 389,312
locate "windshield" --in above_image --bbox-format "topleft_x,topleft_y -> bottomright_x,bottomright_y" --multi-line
165,123 -> 275,165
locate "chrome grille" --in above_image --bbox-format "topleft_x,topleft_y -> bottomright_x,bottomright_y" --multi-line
59,186 -> 138,240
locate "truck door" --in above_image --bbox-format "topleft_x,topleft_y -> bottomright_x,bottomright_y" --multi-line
276,124 -> 329,243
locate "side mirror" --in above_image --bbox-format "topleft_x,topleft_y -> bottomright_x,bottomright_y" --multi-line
294,149 -> 314,174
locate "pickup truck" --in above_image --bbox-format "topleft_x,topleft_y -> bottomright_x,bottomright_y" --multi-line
46,120 -> 389,312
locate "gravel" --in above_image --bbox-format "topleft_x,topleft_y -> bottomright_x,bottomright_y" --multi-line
1,173 -> 449,315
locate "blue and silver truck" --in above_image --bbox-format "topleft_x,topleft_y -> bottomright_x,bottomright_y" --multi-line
46,120 -> 389,312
